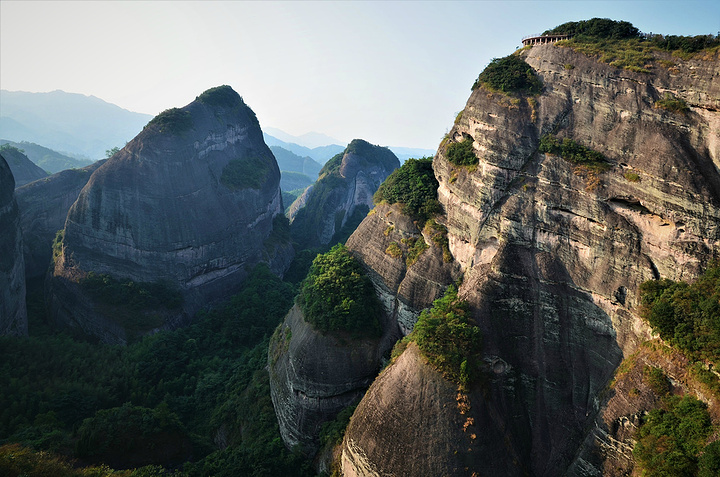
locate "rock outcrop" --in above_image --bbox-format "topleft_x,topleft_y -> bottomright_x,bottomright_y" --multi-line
338,43 -> 720,476
289,139 -> 399,249
269,305 -> 389,457
0,155 -> 27,336
0,145 -> 48,187
15,160 -> 105,278
49,86 -> 293,344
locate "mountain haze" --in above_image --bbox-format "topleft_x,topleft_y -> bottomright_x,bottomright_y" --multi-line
0,90 -> 152,160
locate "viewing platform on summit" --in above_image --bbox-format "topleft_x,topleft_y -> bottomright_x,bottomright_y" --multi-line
522,33 -> 571,46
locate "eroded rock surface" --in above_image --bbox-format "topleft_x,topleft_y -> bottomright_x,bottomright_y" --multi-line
0,155 -> 27,336
289,139 -> 399,249
269,305 -> 387,456
15,160 -> 105,278
49,86 -> 293,343
340,44 -> 720,475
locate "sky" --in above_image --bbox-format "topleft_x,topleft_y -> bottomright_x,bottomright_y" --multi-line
1,1 -> 719,150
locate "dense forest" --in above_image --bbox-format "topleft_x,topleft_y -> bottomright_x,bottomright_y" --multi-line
0,266 -> 316,476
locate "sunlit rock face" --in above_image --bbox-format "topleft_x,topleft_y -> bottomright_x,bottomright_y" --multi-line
50,86 -> 293,344
289,139 -> 400,249
339,44 -> 720,476
0,154 -> 27,336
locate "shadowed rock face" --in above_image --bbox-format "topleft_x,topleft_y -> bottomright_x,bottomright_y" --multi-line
0,146 -> 47,187
0,155 -> 27,336
339,45 -> 720,475
50,86 -> 293,343
289,139 -> 399,249
16,160 -> 105,278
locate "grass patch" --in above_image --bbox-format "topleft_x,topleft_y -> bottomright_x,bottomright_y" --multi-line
402,237 -> 429,267
624,172 -> 640,182
538,134 -> 610,172
654,92 -> 690,114
385,242 -> 402,259
424,219 -> 453,263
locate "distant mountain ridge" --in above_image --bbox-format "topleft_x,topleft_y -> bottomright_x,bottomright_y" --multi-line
0,139 -> 92,173
264,128 -> 435,165
0,90 -> 152,160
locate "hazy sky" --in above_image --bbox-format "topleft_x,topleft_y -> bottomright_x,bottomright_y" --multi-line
2,1 -> 719,150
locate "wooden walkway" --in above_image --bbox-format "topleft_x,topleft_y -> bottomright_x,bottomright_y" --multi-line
521,34 -> 571,46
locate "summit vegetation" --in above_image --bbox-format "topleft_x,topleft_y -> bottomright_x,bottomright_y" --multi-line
472,54 -> 542,96
373,156 -> 441,225
297,244 -> 381,336
544,18 -> 720,73
146,108 -> 192,135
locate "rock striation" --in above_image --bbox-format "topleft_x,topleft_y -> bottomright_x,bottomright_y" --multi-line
16,160 -> 105,278
269,305 -> 389,458
49,86 -> 293,343
0,155 -> 28,336
289,139 -> 399,249
338,43 -> 720,475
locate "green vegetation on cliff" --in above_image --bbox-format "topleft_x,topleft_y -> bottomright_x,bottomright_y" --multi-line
220,156 -> 272,190
373,157 -> 441,225
640,263 -> 720,367
654,92 -> 690,113
636,265 -> 720,476
539,134 -> 610,172
146,108 -> 192,135
544,19 -> 720,73
411,286 -> 481,387
472,54 -> 542,95
445,136 -> 478,167
298,244 -> 381,336
634,395 -> 718,477
196,85 -> 244,108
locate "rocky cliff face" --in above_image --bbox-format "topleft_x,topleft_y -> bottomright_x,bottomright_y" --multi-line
0,155 -> 27,336
338,44 -> 720,475
269,305 -> 389,457
289,139 -> 399,249
15,160 -> 105,278
50,86 -> 293,343
0,146 -> 48,187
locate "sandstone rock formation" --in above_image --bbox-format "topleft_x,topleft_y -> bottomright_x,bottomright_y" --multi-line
49,86 -> 293,344
289,139 -> 399,249
15,160 -> 105,278
0,145 -> 47,187
338,44 -> 720,476
0,155 -> 27,336
269,305 -> 388,457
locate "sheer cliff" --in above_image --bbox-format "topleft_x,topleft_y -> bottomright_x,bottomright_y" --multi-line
49,86 -> 293,344
338,42 -> 720,476
289,139 -> 399,249
15,160 -> 105,278
0,155 -> 27,336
